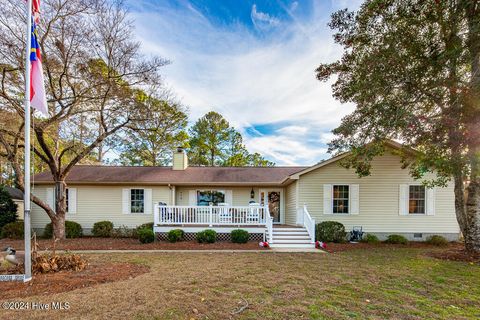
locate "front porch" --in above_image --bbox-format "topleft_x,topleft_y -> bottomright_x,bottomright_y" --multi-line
153,204 -> 316,247
153,204 -> 274,241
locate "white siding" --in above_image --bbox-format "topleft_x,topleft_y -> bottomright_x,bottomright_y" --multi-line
175,187 -> 258,206
323,184 -> 332,215
297,153 -> 459,234
399,184 -> 408,215
284,182 -> 298,225
31,185 -> 171,229
67,188 -> 77,214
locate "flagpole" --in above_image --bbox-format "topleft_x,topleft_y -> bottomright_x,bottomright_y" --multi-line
24,0 -> 33,282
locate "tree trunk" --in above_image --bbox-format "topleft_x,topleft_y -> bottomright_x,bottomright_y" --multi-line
53,180 -> 67,239
453,175 -> 468,237
52,213 -> 66,240
465,179 -> 480,253
97,120 -> 105,163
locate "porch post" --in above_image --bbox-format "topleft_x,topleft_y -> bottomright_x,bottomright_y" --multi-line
153,203 -> 159,226
209,204 -> 213,227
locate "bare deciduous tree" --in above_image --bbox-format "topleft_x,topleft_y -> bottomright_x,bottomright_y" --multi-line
0,0 -> 168,238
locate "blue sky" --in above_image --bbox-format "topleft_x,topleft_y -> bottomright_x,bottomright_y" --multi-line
125,0 -> 362,165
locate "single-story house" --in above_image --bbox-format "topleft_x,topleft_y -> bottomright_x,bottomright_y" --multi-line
30,140 -> 460,248
5,186 -> 24,220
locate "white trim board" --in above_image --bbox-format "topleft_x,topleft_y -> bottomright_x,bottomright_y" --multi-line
154,226 -> 266,233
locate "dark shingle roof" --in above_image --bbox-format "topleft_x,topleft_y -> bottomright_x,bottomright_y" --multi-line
5,186 -> 23,200
33,166 -> 308,186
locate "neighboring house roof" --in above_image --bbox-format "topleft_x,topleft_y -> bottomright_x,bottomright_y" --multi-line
5,186 -> 23,200
33,166 -> 308,186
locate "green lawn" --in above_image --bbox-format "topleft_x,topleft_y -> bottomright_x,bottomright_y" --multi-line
1,247 -> 479,320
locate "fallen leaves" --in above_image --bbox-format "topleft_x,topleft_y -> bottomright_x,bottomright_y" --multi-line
33,253 -> 88,274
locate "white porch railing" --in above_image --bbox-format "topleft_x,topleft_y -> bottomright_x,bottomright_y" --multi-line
302,204 -> 316,242
154,204 -> 270,226
265,207 -> 273,244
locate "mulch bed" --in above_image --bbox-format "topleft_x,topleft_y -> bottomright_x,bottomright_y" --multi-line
426,244 -> 480,264
325,242 -> 480,264
0,262 -> 149,299
324,241 -> 435,253
0,237 -> 268,251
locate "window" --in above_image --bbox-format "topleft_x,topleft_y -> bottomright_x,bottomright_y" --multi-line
196,190 -> 225,206
130,189 -> 145,213
54,188 -> 69,212
409,185 -> 425,214
65,188 -> 69,213
333,185 -> 349,214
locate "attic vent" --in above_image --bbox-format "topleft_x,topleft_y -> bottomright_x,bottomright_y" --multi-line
413,233 -> 423,238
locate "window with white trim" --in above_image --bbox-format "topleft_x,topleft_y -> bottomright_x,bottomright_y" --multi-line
333,185 -> 349,214
54,188 -> 69,213
409,185 -> 425,214
66,188 -> 69,212
130,189 -> 145,213
196,190 -> 225,206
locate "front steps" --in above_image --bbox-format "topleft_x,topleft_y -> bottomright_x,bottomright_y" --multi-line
267,226 -> 315,248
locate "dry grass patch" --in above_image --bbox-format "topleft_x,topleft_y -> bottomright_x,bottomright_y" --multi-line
0,247 -> 479,320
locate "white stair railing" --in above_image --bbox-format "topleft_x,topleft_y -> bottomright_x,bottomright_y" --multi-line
265,206 -> 273,244
303,204 -> 315,243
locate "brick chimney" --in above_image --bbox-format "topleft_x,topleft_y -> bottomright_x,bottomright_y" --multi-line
172,147 -> 188,170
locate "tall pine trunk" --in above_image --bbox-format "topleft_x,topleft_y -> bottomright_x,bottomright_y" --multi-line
463,0 -> 480,253
464,180 -> 480,252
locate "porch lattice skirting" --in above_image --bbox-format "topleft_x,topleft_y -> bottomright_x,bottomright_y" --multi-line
156,232 -> 264,242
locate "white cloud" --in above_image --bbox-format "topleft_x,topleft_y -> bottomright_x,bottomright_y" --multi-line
319,131 -> 336,144
250,4 -> 280,31
277,125 -> 308,136
290,1 -> 299,12
245,134 -> 328,166
128,0 -> 359,165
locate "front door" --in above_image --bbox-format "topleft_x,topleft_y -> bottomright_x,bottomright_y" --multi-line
259,189 -> 282,223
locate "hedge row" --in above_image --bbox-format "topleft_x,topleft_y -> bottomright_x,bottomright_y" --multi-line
315,221 -> 449,246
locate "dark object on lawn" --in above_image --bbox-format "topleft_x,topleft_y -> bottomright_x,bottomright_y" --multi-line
349,226 -> 364,242
231,229 -> 249,243
316,221 -> 346,243
3,246 -> 22,265
197,229 -> 217,243
167,229 -> 184,243
231,298 -> 249,315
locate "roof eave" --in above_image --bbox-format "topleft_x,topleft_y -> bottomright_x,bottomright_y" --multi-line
33,181 -> 288,187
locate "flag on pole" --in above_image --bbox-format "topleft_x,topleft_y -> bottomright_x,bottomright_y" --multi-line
29,3 -> 48,116
32,0 -> 40,22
